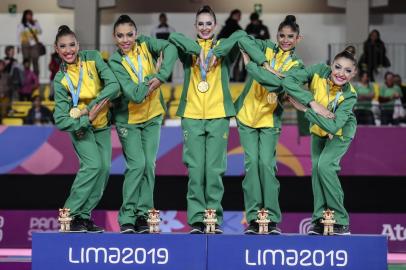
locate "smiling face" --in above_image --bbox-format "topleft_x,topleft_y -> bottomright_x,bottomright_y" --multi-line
195,13 -> 216,40
114,23 -> 137,54
54,34 -> 79,64
330,57 -> 357,86
277,26 -> 299,52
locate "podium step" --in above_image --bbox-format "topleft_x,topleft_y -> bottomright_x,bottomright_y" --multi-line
32,233 -> 387,270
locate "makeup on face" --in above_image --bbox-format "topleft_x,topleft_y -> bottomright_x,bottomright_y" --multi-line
277,26 -> 298,52
195,13 -> 216,40
114,23 -> 137,53
55,35 -> 79,64
330,58 -> 356,86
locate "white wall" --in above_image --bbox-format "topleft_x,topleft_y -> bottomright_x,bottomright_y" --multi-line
99,12 -> 348,65
0,12 -> 405,80
0,12 -> 73,47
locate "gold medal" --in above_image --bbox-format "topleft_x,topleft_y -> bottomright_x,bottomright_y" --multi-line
267,93 -> 278,104
197,81 -> 209,93
69,107 -> 81,119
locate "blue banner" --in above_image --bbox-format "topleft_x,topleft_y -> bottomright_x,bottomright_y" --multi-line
32,233 -> 206,270
32,233 -> 387,270
207,234 -> 387,270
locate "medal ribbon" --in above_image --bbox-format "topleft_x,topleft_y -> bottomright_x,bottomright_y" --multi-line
270,50 -> 292,72
124,47 -> 143,83
64,62 -> 83,108
326,82 -> 342,112
200,48 -> 213,82
332,92 -> 342,112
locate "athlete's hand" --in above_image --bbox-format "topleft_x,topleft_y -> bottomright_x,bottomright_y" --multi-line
208,54 -> 218,71
89,98 -> 109,122
288,96 -> 307,112
263,62 -> 285,78
148,77 -> 162,93
241,50 -> 250,66
310,101 -> 335,119
155,51 -> 163,72
80,108 -> 88,116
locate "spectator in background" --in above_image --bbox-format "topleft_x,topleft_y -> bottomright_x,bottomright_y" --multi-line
25,95 -> 53,125
245,12 -> 270,40
17,9 -> 42,75
392,74 -> 406,123
393,74 -> 406,105
4,46 -> 18,74
150,13 -> 174,82
48,51 -> 60,100
217,9 -> 242,39
19,59 -> 39,101
379,72 -> 403,125
0,60 -> 11,119
354,72 -> 375,125
218,9 -> 244,82
4,45 -> 23,101
151,13 -> 176,40
358,29 -> 390,82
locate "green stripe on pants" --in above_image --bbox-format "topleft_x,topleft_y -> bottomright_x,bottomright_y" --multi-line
116,115 -> 162,226
311,134 -> 351,225
65,127 -> 111,219
182,117 -> 229,225
238,121 -> 281,224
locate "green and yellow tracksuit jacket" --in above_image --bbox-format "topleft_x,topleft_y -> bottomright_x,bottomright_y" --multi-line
282,63 -> 358,138
53,50 -> 120,131
235,35 -> 304,128
168,31 -> 246,119
108,35 -> 177,125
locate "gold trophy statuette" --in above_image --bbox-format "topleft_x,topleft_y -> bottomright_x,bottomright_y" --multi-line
197,81 -> 209,93
321,209 -> 336,235
69,107 -> 81,119
256,208 -> 270,234
147,209 -> 161,234
58,208 -> 72,232
203,209 -> 217,234
267,93 -> 278,105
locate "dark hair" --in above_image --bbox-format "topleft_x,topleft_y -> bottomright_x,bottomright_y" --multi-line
5,45 -> 14,55
368,29 -> 381,40
250,12 -> 259,21
54,25 -> 76,45
196,5 -> 216,23
21,9 -> 33,27
359,70 -> 369,79
159,13 -> 167,19
113,15 -> 137,33
32,95 -> 41,102
23,58 -> 31,65
384,71 -> 393,80
278,15 -> 300,34
334,45 -> 357,65
230,9 -> 241,17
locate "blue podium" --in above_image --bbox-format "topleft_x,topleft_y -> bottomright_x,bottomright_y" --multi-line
208,234 -> 387,270
32,233 -> 387,270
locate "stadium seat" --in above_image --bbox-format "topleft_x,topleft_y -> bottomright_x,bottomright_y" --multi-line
168,101 -> 180,119
173,84 -> 183,101
160,84 -> 172,103
229,83 -> 245,102
11,101 -> 32,117
42,101 -> 55,112
2,117 -> 24,126
43,85 -> 51,101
